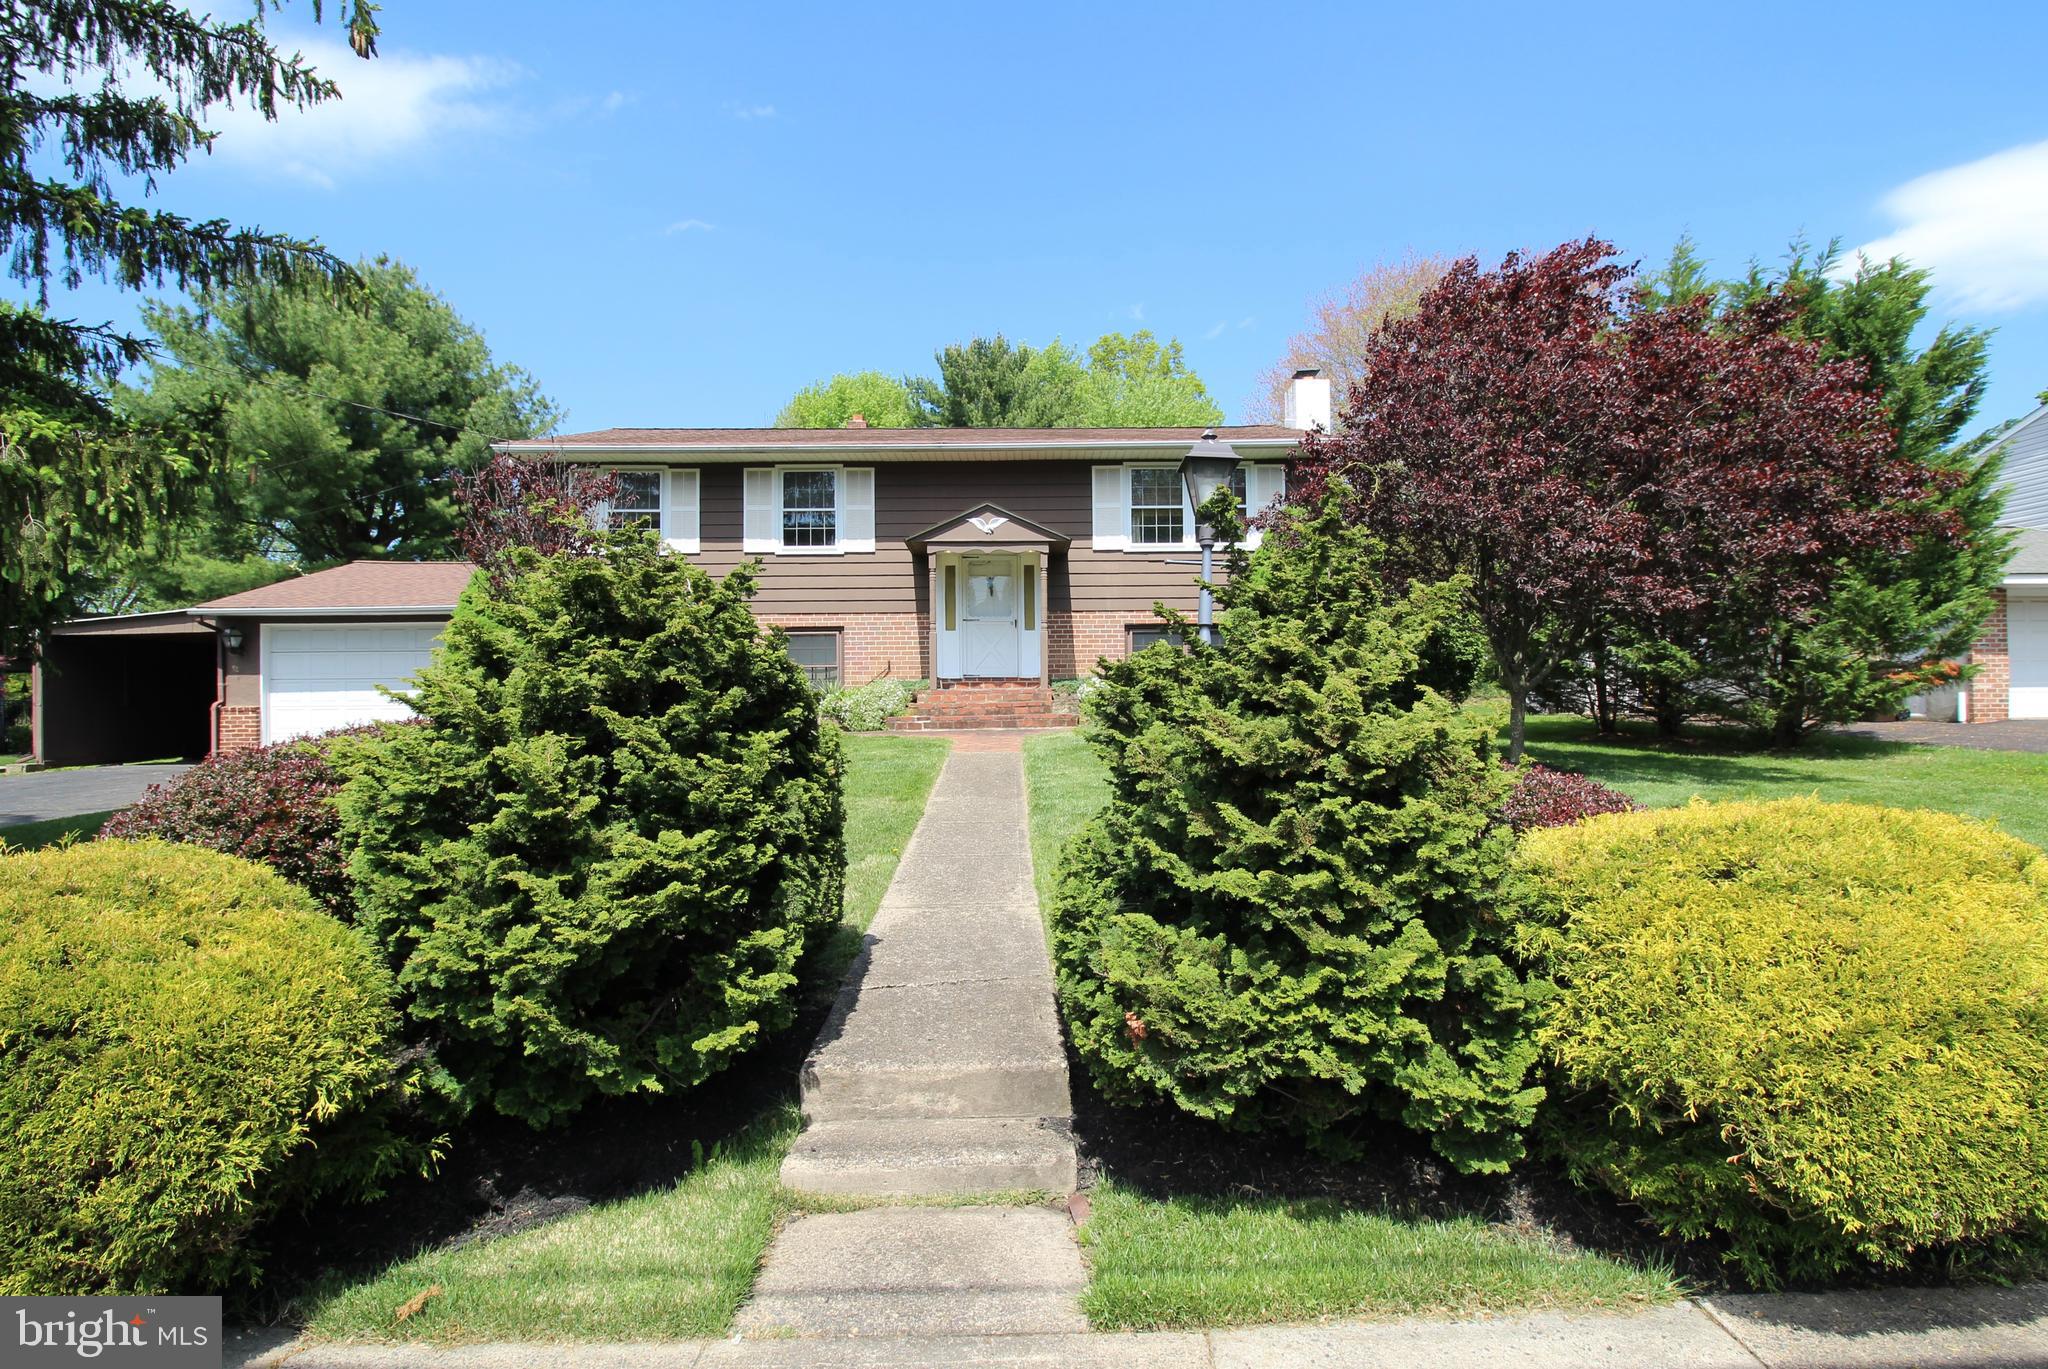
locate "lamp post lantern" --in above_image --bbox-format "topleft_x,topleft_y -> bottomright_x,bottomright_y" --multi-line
1178,428 -> 1242,646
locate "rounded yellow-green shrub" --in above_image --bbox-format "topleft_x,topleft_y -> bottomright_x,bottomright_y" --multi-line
1514,798 -> 2048,1284
0,840 -> 404,1294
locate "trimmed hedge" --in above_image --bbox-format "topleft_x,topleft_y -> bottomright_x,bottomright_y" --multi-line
0,841 -> 405,1294
1500,763 -> 1637,832
1514,798 -> 2048,1283
341,541 -> 845,1126
1052,498 -> 1541,1174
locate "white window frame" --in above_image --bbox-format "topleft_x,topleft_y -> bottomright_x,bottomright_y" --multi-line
1095,462 -> 1284,554
600,466 -> 665,535
1126,464 -> 1187,549
777,466 -> 842,555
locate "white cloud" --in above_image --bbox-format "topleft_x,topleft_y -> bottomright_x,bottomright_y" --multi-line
1202,320 -> 1226,340
664,218 -> 714,235
601,90 -> 630,114
1128,303 -> 1145,321
1846,138 -> 2048,312
188,38 -> 525,188
1237,316 -> 1255,330
726,102 -> 777,120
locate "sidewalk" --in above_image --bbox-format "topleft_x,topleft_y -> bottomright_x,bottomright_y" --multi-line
229,1282 -> 2048,1367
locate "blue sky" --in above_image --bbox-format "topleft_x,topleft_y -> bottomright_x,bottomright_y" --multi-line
30,1 -> 2048,436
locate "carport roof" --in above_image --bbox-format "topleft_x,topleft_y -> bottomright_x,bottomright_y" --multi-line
189,561 -> 476,616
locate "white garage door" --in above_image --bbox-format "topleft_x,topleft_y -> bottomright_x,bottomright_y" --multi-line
263,623 -> 443,744
2012,597 -> 2048,720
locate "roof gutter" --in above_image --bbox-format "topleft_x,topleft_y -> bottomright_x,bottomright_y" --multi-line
183,605 -> 458,619
491,438 -> 1303,456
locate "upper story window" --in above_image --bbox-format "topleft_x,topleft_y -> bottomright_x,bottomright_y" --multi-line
595,467 -> 700,553
607,470 -> 663,532
1091,461 -> 1286,553
742,466 -> 877,555
1128,466 -> 1184,546
781,469 -> 839,549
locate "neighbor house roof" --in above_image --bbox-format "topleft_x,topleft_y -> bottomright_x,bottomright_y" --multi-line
495,424 -> 1304,460
2008,526 -> 2048,580
188,561 -> 476,617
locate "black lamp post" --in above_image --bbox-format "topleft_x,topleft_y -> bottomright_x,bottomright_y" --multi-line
1178,428 -> 1241,646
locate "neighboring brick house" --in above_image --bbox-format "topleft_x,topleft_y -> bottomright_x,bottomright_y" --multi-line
1954,404 -> 2048,723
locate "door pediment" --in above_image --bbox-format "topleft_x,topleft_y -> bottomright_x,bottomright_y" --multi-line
906,503 -> 1071,554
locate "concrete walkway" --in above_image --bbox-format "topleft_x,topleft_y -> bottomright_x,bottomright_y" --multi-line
0,761 -> 191,827
746,747 -> 1082,1340
231,1282 -> 2048,1367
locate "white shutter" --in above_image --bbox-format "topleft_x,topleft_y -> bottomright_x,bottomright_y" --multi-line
1091,465 -> 1127,552
840,467 -> 875,553
743,468 -> 777,553
663,468 -> 700,554
1244,463 -> 1286,548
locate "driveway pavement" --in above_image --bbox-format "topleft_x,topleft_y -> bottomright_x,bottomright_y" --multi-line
1834,719 -> 2048,753
0,762 -> 192,827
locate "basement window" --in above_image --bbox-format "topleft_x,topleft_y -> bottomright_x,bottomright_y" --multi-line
785,630 -> 841,690
1128,626 -> 1187,653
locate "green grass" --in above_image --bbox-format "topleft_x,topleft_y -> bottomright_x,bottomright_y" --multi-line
1079,1182 -> 1680,1331
0,810 -> 113,850
304,1108 -> 799,1344
1522,714 -> 2048,849
299,735 -> 950,1345
1022,729 -> 1108,909
839,733 -> 950,933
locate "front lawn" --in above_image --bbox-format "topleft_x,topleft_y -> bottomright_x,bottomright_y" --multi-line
1080,1183 -> 1678,1331
0,810 -> 113,850
1022,730 -> 1107,908
1522,714 -> 2048,848
297,735 -> 948,1345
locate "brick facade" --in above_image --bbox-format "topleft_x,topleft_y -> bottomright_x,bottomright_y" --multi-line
757,612 -> 932,685
216,703 -> 262,755
1967,589 -> 2010,723
1048,610 -> 1140,679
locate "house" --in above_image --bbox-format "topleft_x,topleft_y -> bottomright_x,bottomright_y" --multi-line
168,372 -> 1328,751
1956,403 -> 2048,722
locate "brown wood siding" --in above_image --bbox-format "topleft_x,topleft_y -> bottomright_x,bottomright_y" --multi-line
692,462 -> 1206,614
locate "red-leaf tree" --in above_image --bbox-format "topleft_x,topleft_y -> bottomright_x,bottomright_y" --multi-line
452,451 -> 618,584
1291,238 -> 1931,760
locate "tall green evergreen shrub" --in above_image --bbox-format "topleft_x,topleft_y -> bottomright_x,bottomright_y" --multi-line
1051,499 -> 1541,1173
340,542 -> 845,1125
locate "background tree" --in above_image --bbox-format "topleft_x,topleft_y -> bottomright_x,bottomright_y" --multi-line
1294,238 -> 1924,760
774,370 -> 928,428
0,1 -> 381,654
119,258 -> 559,603
1252,252 -> 1450,422
453,451 -> 618,584
906,330 -> 1222,427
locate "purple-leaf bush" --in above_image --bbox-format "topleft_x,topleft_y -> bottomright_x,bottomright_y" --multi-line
100,731 -> 383,916
1500,763 -> 1638,833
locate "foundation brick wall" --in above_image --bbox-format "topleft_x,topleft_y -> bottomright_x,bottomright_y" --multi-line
216,704 -> 262,755
1049,610 -> 1138,679
757,612 -> 930,684
1969,589 -> 2010,723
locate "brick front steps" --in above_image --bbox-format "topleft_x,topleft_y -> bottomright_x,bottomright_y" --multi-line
884,683 -> 1077,733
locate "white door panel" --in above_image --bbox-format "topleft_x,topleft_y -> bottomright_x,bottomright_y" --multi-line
960,556 -> 1021,678
2009,597 -> 2048,719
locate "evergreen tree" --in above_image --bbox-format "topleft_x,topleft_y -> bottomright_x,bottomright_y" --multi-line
906,330 -> 1221,427
121,258 -> 559,588
340,538 -> 845,1125
0,1 -> 382,653
1052,496 -> 1541,1173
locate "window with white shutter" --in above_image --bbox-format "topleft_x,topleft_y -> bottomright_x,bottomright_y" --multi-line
840,467 -> 876,552
1091,465 -> 1128,552
742,468 -> 777,552
663,468 -> 700,553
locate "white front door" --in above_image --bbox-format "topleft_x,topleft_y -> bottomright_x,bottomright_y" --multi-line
960,555 -> 1021,678
2010,595 -> 2048,720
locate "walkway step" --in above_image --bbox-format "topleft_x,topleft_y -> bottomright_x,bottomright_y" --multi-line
734,1208 -> 1087,1340
782,1117 -> 1077,1196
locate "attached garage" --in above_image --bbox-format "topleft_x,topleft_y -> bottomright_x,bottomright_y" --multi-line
261,623 -> 444,744
2009,594 -> 2048,721
191,561 -> 474,753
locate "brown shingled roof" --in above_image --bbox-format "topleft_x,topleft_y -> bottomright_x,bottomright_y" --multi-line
193,561 -> 476,614
498,424 -> 1302,450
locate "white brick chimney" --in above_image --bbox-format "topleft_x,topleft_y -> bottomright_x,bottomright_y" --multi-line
1282,367 -> 1332,432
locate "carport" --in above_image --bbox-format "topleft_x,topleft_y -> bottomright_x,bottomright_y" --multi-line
33,611 -> 218,765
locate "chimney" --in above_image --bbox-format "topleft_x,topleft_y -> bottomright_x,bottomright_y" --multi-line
844,412 -> 868,429
1283,367 -> 1331,432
